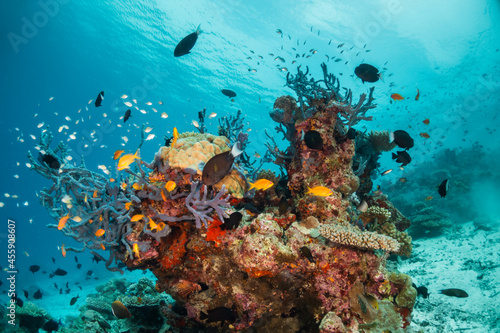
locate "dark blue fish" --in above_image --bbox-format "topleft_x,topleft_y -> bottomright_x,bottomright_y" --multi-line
202,144 -> 243,186
221,89 -> 236,98
29,265 -> 40,274
438,179 -> 449,197
33,289 -> 42,299
392,150 -> 412,166
124,109 -> 132,123
174,25 -> 202,57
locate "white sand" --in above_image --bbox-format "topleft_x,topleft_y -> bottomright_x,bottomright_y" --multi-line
399,221 -> 500,332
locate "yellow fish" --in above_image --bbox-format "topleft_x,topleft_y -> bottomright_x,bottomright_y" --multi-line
117,151 -> 140,171
58,214 -> 70,230
248,179 -> 274,191
157,222 -> 166,231
93,190 -> 98,198
131,214 -> 144,222
95,229 -> 106,237
84,193 -> 88,203
113,149 -> 124,160
133,243 -> 140,258
171,127 -> 179,148
165,180 -> 176,192
149,218 -> 159,231
132,183 -> 142,190
307,186 -> 333,197
124,202 -> 132,210
121,182 -> 127,190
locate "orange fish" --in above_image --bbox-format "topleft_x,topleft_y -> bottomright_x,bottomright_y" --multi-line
113,149 -> 124,160
101,244 -> 106,250
171,127 -> 179,148
415,88 -> 420,101
117,151 -> 140,171
88,219 -> 93,224
391,93 -> 404,101
109,178 -> 115,182
425,196 -> 433,201
133,243 -> 140,258
58,214 -> 70,230
61,243 -> 66,257
423,118 -> 430,125
165,180 -> 176,192
124,202 -> 132,210
95,229 -> 106,237
131,214 -> 144,222
161,189 -> 167,201
420,132 -> 430,139
93,190 -> 98,198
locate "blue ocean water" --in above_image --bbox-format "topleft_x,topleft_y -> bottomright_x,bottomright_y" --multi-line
1,0 -> 499,331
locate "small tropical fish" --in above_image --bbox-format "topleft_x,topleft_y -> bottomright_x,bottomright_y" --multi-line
423,118 -> 430,125
70,295 -> 80,306
382,169 -> 393,175
113,150 -> 124,160
61,244 -> 67,257
440,288 -> 468,298
124,202 -> 132,210
165,181 -> 177,192
132,183 -> 142,190
390,130 -> 414,150
124,101 -> 133,107
93,190 -> 98,198
438,179 -> 449,198
123,109 -> 132,123
120,94 -> 128,99
133,243 -> 140,258
117,151 -> 140,171
357,200 -> 368,212
95,229 -> 105,237
202,144 -> 243,186
399,177 -> 407,183
425,196 -> 433,201
174,25 -> 202,57
146,133 -> 155,141
144,127 -> 153,133
131,214 -> 144,222
100,244 -> 105,250
192,120 -> 200,128
29,265 -> 40,274
415,88 -> 420,100
171,127 -> 179,148
161,189 -> 167,201
58,214 -> 70,230
72,216 -> 82,222
112,300 -> 132,319
391,93 -> 404,100
306,186 -> 332,197
94,91 -> 104,107
98,164 -> 110,175
221,89 -> 236,98
300,246 -> 315,263
208,112 -> 217,119
248,179 -> 274,191
420,132 -> 430,139
304,130 -> 323,150
161,112 -> 169,119
392,151 -> 412,166
354,63 -> 382,83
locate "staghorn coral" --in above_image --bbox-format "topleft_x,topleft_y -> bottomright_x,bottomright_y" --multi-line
319,222 -> 401,253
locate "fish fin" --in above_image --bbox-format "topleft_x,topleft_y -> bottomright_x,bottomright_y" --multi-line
248,182 -> 255,190
231,143 -> 243,157
196,24 -> 202,35
389,131 -> 394,143
392,153 -> 397,160
378,71 -> 385,83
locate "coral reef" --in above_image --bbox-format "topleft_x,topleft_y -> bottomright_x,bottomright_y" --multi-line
30,63 -> 416,332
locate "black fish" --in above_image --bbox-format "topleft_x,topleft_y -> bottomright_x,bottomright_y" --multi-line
172,301 -> 188,316
52,257 -> 55,264
346,128 -> 357,140
278,196 -> 288,215
221,212 -> 242,230
95,91 -> 104,107
13,296 -> 23,307
304,130 -> 323,150
33,289 -> 43,299
202,144 -> 243,186
390,130 -> 414,150
92,254 -> 102,263
392,151 -> 411,166
243,203 -> 262,215
198,282 -> 209,291
414,284 -> 429,298
70,295 -> 79,305
29,265 -> 40,274
53,283 -> 58,289
66,289 -> 70,294
440,288 -> 468,298
77,263 -> 82,269
86,270 -> 94,276
39,153 -> 61,169
299,246 -> 315,263
174,25 -> 202,57
74,256 -> 78,263
66,282 -> 69,288
42,319 -> 60,332
438,179 -> 449,198
123,109 -> 132,123
221,89 -> 236,98
200,306 -> 237,323
50,268 -> 67,278
23,290 -> 29,299
59,288 -> 63,294
354,63 -> 381,83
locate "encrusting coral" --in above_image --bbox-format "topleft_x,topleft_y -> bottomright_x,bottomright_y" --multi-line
30,63 -> 416,332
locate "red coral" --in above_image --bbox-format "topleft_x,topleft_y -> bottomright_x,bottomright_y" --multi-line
160,231 -> 188,270
205,216 -> 227,247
